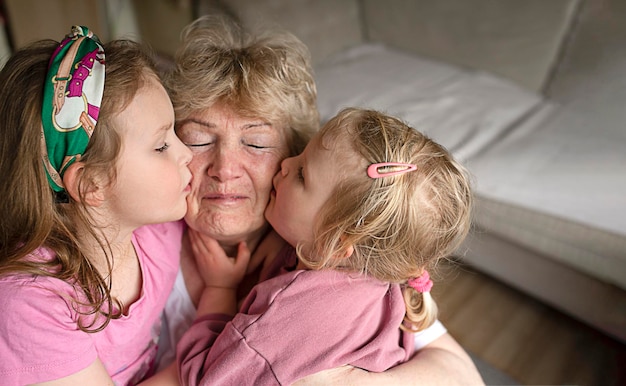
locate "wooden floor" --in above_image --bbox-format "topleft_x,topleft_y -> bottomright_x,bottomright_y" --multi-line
432,260 -> 626,385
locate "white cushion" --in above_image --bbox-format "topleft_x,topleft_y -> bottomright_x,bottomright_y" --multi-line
315,43 -> 626,289
315,43 -> 542,161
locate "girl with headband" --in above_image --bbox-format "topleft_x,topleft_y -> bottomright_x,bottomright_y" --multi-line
0,26 -> 192,385
177,107 -> 473,385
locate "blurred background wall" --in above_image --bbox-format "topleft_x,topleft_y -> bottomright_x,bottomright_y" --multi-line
0,0 -> 582,93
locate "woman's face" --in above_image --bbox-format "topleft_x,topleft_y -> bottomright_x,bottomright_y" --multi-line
176,104 -> 290,246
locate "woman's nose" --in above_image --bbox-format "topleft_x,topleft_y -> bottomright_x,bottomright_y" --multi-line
208,145 -> 241,181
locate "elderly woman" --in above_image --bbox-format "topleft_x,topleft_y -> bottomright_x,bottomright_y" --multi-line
157,16 -> 482,385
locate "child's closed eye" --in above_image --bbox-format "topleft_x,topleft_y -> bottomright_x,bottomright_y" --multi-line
155,143 -> 170,152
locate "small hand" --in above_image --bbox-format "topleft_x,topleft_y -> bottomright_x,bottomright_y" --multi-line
188,229 -> 251,289
248,229 -> 287,275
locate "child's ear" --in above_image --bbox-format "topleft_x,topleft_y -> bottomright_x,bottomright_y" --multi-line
335,235 -> 355,260
339,244 -> 354,260
62,162 -> 105,206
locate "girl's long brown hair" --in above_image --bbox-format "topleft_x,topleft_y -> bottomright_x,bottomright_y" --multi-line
0,38 -> 160,332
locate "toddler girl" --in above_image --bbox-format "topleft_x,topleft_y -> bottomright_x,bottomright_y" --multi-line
0,26 -> 192,385
177,107 -> 472,385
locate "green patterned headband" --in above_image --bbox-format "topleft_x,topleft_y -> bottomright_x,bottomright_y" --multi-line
41,26 -> 105,197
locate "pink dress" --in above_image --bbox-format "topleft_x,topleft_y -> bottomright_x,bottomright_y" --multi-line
177,246 -> 414,385
0,221 -> 184,386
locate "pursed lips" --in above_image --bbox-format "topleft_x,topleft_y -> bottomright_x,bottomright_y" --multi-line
268,178 -> 276,199
272,173 -> 280,191
184,174 -> 193,191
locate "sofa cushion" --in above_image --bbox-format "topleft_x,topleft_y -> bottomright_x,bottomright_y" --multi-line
466,103 -> 626,289
314,43 -> 626,290
315,43 -> 542,161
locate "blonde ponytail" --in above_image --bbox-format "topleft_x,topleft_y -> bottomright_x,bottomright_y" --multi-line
402,286 -> 438,332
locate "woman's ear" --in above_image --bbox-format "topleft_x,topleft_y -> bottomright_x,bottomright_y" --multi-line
62,162 -> 105,206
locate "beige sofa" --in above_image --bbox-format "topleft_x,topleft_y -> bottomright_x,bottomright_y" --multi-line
173,0 -> 626,343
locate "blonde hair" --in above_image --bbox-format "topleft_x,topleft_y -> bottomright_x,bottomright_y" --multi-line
0,39 -> 160,332
299,108 -> 473,332
164,15 -> 319,156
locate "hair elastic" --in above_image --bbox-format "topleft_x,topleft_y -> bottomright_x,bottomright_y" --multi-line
408,270 -> 433,293
40,26 -> 105,196
367,162 -> 417,179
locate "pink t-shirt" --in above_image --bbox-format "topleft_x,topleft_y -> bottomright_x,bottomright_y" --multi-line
0,221 -> 183,386
178,246 -> 414,385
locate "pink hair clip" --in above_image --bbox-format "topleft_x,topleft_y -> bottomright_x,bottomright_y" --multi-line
408,270 -> 433,293
367,162 -> 417,179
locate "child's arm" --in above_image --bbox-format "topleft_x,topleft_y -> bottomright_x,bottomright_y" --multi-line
31,359 -> 114,386
188,229 -> 250,316
137,362 -> 179,386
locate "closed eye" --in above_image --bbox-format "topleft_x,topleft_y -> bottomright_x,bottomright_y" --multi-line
247,144 -> 268,149
156,143 -> 169,152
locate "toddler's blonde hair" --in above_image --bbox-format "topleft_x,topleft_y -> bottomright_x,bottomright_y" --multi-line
299,108 -> 473,332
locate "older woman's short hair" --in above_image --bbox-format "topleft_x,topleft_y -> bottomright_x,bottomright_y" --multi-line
165,15 -> 319,156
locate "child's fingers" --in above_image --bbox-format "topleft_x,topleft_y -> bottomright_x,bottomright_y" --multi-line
203,236 -> 229,261
189,230 -> 226,267
247,243 -> 266,274
236,241 -> 251,271
192,230 -> 237,258
188,229 -> 208,258
247,230 -> 285,274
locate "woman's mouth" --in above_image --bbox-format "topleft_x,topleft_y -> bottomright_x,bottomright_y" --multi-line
203,194 -> 248,205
